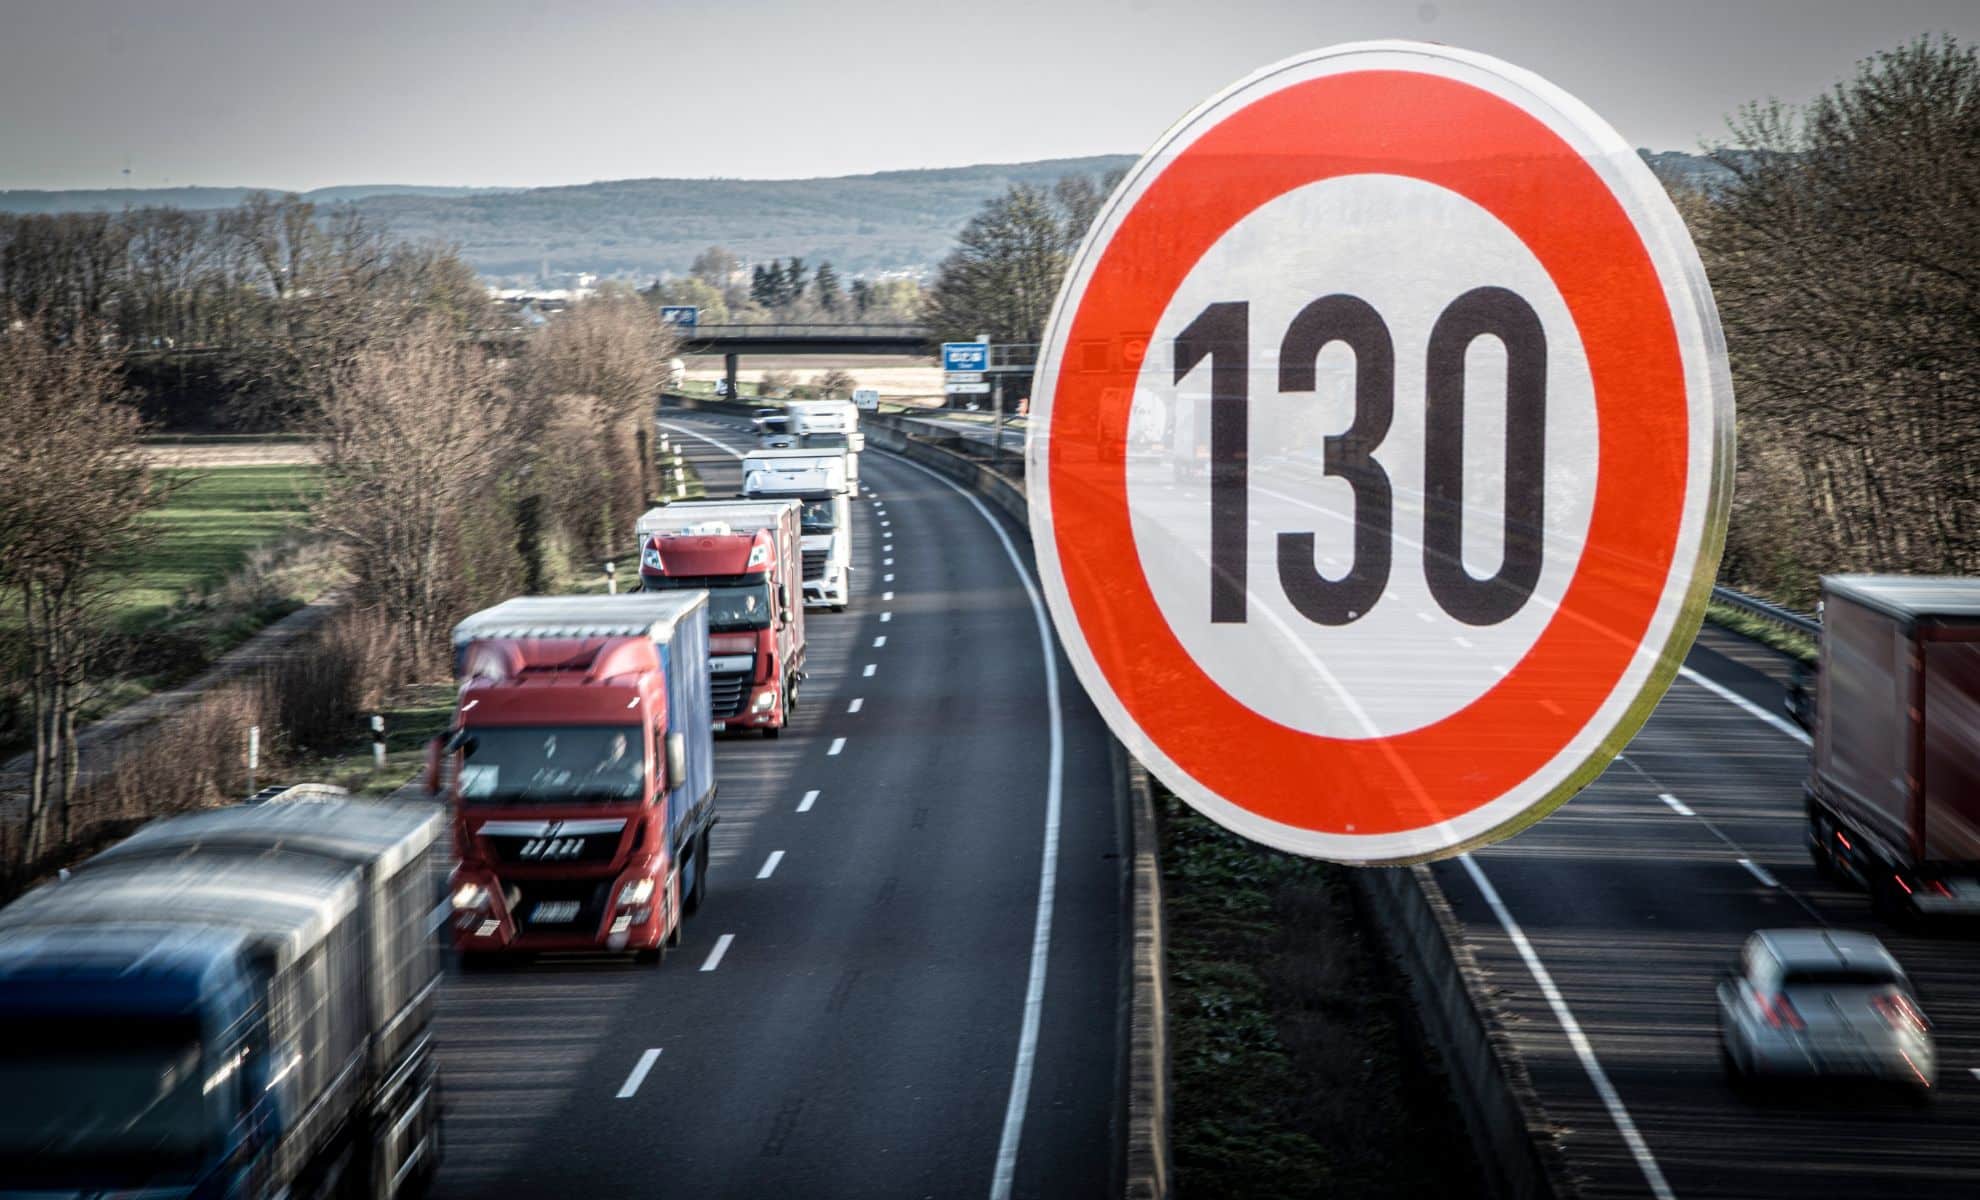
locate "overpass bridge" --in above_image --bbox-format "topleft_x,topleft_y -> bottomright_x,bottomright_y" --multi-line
675,323 -> 932,397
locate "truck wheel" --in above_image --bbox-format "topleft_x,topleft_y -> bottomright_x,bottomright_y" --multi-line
684,830 -> 710,916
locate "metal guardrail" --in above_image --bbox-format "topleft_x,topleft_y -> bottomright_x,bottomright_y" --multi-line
1710,584 -> 1820,637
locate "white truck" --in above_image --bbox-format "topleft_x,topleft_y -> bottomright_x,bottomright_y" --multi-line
785,399 -> 865,488
742,449 -> 852,611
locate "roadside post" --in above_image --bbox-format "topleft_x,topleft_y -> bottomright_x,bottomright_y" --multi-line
370,714 -> 387,771
605,560 -> 618,594
1025,41 -> 1733,863
246,724 -> 259,797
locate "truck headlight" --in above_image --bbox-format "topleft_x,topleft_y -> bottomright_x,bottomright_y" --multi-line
641,543 -> 663,570
452,883 -> 489,910
753,689 -> 777,712
618,878 -> 655,907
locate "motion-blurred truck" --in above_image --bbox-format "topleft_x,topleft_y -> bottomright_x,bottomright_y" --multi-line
1805,575 -> 1980,922
742,449 -> 852,611
440,593 -> 717,961
786,399 -> 865,487
0,790 -> 443,1200
636,499 -> 807,736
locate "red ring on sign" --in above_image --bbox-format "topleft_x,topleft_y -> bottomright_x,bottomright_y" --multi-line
1046,69 -> 1687,835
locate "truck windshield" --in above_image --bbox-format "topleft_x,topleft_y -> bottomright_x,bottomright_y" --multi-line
800,499 -> 837,534
459,724 -> 645,804
0,1015 -> 209,1187
705,582 -> 773,631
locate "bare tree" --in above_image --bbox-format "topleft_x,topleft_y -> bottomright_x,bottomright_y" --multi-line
0,315 -> 159,870
314,322 -> 522,670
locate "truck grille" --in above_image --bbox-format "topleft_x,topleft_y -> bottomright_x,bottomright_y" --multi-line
711,669 -> 750,719
484,831 -> 621,867
802,549 -> 829,580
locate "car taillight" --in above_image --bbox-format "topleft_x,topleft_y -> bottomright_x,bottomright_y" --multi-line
1759,992 -> 1805,1031
1872,992 -> 1930,1034
1928,879 -> 1953,898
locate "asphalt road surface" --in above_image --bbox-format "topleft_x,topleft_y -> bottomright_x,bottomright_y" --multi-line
1433,625 -> 1980,1199
429,414 -> 1127,1199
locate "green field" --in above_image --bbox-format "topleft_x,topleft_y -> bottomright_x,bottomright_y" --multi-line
117,465 -> 323,629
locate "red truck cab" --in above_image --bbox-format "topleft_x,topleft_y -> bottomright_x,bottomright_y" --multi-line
438,594 -> 717,962
636,500 -> 806,736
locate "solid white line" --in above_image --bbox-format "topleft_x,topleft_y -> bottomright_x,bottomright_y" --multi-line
848,698 -> 864,713
880,612 -> 892,623
862,664 -> 876,677
616,1048 -> 662,1099
1459,855 -> 1676,1200
797,789 -> 819,812
828,737 -> 846,755
757,851 -> 785,880
882,454 -> 1065,1200
873,636 -> 887,647
1660,792 -> 1696,818
1678,666 -> 1811,746
658,421 -> 745,460
699,934 -> 734,972
1737,858 -> 1779,888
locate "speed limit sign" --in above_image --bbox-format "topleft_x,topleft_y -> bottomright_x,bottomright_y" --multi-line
1027,42 -> 1732,863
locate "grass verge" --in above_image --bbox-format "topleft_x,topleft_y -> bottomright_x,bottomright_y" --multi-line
1704,600 -> 1818,664
1159,787 -> 1480,1198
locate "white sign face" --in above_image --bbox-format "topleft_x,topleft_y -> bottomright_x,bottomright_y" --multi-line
1026,41 -> 1733,864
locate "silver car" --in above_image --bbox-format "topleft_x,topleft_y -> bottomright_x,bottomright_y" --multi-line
1718,928 -> 1935,1096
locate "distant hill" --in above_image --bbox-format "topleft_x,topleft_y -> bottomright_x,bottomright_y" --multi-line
0,183 -> 519,216
0,150 -> 1741,281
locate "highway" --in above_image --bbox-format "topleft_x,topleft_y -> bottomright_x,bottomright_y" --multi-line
1434,625 -> 1980,1198
428,414 -> 1128,1199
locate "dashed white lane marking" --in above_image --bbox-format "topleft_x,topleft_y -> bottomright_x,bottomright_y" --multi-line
882,591 -> 894,601
880,612 -> 892,623
797,789 -> 819,813
1969,1068 -> 1980,1082
828,737 -> 847,756
873,636 -> 887,648
1737,858 -> 1779,888
1660,792 -> 1696,817
1678,665 -> 1812,746
616,1048 -> 662,1099
884,557 -> 894,566
862,664 -> 876,677
881,520 -> 891,527
884,574 -> 895,582
848,698 -> 864,713
757,851 -> 785,880
699,934 -> 735,972
1460,855 -> 1676,1200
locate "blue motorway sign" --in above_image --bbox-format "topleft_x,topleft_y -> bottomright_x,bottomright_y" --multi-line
942,341 -> 989,373
659,306 -> 699,328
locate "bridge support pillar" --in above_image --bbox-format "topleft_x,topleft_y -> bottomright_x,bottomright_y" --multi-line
724,353 -> 740,402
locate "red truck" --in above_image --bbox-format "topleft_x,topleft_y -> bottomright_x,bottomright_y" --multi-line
435,593 -> 717,962
1806,575 -> 1980,922
636,499 -> 807,736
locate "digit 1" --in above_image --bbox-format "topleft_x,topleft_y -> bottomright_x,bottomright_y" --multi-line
1423,286 -> 1546,625
1174,302 -> 1250,623
1276,294 -> 1395,625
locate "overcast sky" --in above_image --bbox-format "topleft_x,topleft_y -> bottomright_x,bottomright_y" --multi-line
3,0 -> 1975,192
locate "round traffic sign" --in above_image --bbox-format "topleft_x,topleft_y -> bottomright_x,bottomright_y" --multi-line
1026,41 -> 1732,864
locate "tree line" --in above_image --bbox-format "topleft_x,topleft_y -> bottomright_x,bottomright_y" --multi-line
644,245 -> 924,326
0,192 -> 490,429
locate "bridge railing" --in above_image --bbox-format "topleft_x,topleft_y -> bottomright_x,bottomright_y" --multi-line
678,323 -> 930,342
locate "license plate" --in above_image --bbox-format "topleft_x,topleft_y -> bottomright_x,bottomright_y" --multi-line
531,901 -> 580,924
713,722 -> 727,732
